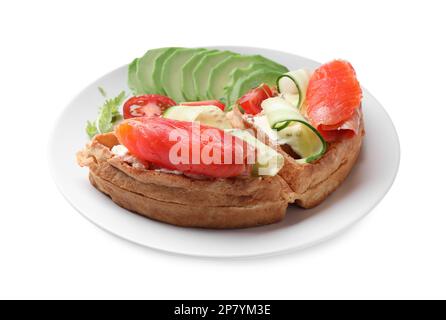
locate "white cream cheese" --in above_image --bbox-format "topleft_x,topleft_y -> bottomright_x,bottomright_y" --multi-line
111,144 -> 147,169
111,144 -> 129,157
154,168 -> 183,175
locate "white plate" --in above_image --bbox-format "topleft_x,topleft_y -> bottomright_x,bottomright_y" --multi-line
49,46 -> 400,258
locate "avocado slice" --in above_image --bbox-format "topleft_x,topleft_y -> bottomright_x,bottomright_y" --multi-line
136,48 -> 174,94
152,47 -> 181,95
225,63 -> 278,106
207,55 -> 288,102
181,49 -> 217,101
192,51 -> 236,100
229,68 -> 283,105
160,48 -> 205,102
127,58 -> 141,94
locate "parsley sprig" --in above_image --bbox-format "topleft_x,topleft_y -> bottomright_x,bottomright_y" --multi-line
86,89 -> 126,139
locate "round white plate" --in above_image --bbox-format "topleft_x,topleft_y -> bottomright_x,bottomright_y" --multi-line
49,46 -> 400,258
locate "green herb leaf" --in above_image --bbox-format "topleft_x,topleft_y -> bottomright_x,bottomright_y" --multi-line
85,90 -> 126,139
86,121 -> 99,139
98,86 -> 107,98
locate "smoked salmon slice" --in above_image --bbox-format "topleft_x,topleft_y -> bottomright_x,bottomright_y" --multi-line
306,60 -> 362,141
115,117 -> 252,178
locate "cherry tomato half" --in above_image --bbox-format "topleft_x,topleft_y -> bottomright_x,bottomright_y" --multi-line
237,84 -> 275,115
180,100 -> 226,111
123,94 -> 177,119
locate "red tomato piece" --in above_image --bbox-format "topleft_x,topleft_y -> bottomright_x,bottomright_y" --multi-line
180,100 -> 226,111
115,117 -> 253,178
123,94 -> 176,119
237,83 -> 275,115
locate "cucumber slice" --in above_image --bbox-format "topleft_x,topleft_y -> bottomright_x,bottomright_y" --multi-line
163,105 -> 231,130
277,69 -> 311,109
252,115 -> 279,142
261,97 -> 327,163
226,129 -> 284,176
277,123 -> 326,164
261,97 -> 306,129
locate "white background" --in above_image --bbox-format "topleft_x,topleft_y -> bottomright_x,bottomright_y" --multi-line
0,0 -> 445,300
